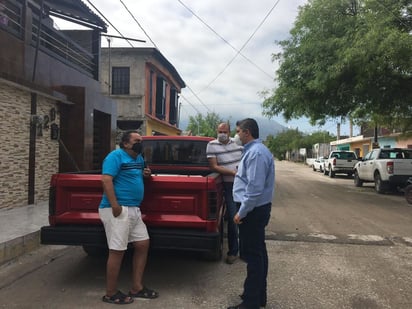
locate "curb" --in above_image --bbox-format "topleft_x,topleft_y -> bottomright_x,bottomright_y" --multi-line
0,231 -> 41,267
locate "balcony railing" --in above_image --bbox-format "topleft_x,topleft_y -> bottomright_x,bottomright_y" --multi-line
0,0 -> 23,38
1,0 -> 97,78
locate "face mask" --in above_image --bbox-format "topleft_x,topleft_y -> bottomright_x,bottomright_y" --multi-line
131,142 -> 143,154
217,133 -> 229,143
233,134 -> 242,146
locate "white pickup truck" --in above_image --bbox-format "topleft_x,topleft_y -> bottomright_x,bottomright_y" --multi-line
324,150 -> 359,178
353,148 -> 412,193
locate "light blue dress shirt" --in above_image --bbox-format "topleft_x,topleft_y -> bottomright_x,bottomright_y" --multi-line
233,139 -> 275,218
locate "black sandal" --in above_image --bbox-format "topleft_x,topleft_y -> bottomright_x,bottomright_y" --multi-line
129,286 -> 159,299
102,290 -> 134,305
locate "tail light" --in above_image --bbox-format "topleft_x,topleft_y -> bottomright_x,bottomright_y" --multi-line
386,162 -> 394,174
332,158 -> 336,166
207,191 -> 218,220
49,187 -> 56,216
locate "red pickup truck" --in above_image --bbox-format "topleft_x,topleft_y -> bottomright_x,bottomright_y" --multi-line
40,136 -> 225,260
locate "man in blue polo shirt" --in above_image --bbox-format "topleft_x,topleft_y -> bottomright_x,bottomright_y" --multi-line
99,130 -> 158,305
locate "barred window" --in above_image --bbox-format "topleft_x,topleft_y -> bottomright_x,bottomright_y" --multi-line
112,67 -> 130,95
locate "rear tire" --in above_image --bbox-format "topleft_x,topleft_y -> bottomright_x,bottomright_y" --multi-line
82,245 -> 108,257
202,216 -> 223,261
374,172 -> 384,194
354,171 -> 363,187
405,185 -> 412,204
329,169 -> 335,178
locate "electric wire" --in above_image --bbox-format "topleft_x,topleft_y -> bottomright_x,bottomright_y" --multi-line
85,0 -> 134,47
118,0 -> 158,49
178,0 -> 277,91
118,0 -> 212,114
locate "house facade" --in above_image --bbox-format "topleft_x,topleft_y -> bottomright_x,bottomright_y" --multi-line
330,133 -> 412,158
100,47 -> 186,137
0,0 -> 116,209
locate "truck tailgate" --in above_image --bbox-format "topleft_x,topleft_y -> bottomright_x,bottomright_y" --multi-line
49,174 -> 103,225
141,173 -> 223,232
393,159 -> 412,175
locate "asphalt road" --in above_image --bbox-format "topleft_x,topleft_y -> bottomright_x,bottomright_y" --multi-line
1,160 -> 411,309
270,161 -> 412,241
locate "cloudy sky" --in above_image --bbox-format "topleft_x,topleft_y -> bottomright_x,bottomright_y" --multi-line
57,0 -> 356,136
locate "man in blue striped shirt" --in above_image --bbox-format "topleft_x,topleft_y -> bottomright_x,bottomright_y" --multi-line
229,118 -> 275,309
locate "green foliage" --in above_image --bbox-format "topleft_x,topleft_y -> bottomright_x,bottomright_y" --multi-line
266,129 -> 335,160
262,0 -> 412,131
186,112 -> 224,137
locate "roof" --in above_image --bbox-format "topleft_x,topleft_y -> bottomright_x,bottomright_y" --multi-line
44,0 -> 107,32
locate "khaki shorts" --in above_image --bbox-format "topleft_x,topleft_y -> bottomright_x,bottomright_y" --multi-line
99,206 -> 149,251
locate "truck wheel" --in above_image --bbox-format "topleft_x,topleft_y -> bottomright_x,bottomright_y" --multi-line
354,171 -> 363,187
82,245 -> 108,257
329,169 -> 335,178
374,172 -> 384,194
202,217 -> 223,261
405,185 -> 412,204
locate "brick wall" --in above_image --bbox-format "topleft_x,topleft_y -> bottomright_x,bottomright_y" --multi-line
0,82 -> 59,209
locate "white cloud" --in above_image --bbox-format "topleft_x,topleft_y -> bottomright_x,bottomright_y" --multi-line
58,0 -> 358,135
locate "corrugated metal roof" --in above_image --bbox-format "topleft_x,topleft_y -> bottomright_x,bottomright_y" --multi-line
44,0 -> 107,32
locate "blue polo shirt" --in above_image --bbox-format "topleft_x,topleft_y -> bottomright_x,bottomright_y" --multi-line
99,148 -> 145,208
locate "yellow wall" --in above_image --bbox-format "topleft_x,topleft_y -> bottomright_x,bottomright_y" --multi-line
145,118 -> 181,136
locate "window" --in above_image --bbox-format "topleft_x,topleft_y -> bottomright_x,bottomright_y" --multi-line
144,140 -> 208,165
112,67 -> 130,95
169,88 -> 178,125
149,71 -> 154,114
155,77 -> 166,119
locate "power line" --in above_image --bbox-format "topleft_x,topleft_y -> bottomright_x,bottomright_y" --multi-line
118,0 -> 158,49
118,0 -> 212,113
180,94 -> 203,115
178,0 -> 276,89
85,0 -> 134,47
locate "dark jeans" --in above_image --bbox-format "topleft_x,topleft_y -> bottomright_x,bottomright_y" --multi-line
238,203 -> 271,309
223,182 -> 239,256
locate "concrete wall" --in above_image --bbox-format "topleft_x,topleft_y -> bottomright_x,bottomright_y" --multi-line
0,82 -> 59,209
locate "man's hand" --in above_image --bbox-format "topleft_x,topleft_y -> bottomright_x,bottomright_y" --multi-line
112,204 -> 123,217
233,213 -> 242,225
143,167 -> 151,177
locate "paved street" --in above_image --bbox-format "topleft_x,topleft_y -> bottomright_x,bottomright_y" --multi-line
0,161 -> 411,309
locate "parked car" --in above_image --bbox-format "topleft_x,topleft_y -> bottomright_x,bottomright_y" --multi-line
324,150 -> 359,178
354,148 -> 412,193
312,157 -> 325,172
405,177 -> 412,204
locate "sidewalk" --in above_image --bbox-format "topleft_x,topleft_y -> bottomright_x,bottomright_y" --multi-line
0,202 -> 48,266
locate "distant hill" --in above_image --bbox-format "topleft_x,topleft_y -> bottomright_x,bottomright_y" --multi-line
255,117 -> 287,140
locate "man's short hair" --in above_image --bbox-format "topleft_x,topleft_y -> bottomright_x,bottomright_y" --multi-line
236,118 -> 259,139
119,130 -> 138,148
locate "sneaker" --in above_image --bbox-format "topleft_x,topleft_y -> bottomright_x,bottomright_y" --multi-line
225,255 -> 238,264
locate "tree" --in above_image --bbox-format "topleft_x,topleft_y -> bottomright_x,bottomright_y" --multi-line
266,129 -> 305,160
186,112 -> 223,137
262,0 -> 412,131
266,129 -> 335,160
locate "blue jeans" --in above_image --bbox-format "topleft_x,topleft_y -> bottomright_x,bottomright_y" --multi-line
223,182 -> 239,256
238,203 -> 271,309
